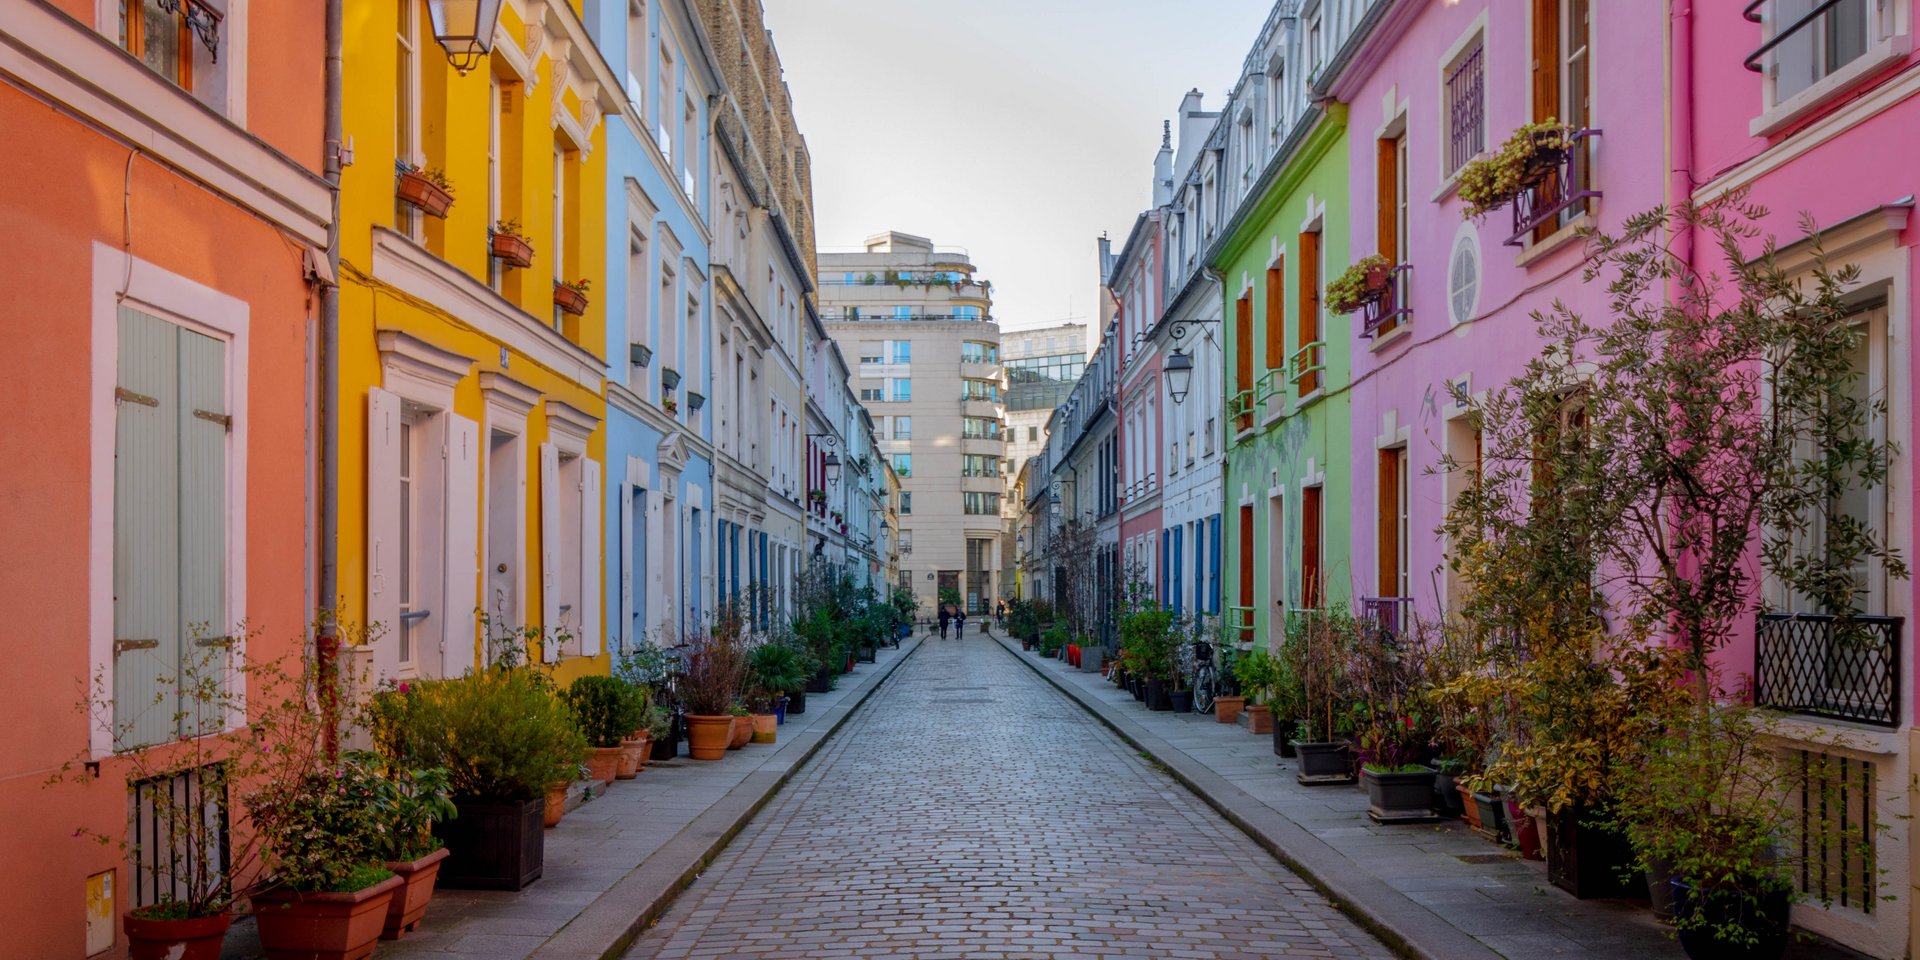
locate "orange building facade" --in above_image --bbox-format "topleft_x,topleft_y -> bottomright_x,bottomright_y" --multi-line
0,1 -> 328,956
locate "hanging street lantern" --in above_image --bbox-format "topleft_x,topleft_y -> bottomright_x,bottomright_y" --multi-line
1164,348 -> 1193,405
426,0 -> 506,74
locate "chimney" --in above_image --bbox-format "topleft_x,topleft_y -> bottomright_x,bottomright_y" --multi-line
1152,120 -> 1174,206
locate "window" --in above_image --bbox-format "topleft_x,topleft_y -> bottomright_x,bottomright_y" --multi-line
121,0 -> 193,87
1787,749 -> 1879,912
624,0 -> 648,122
680,94 -> 697,195
1263,263 -> 1285,370
1782,303 -> 1890,613
963,455 -> 1001,478
394,0 -> 420,238
1444,36 -> 1486,177
552,145 -> 567,331
1297,230 -> 1322,395
963,417 -> 1001,439
962,379 -> 1001,403
1769,0 -> 1873,104
893,416 -> 912,439
900,492 -> 912,515
1373,132 -> 1409,335
488,76 -> 505,291
1233,292 -> 1253,430
892,306 -> 913,321
112,306 -> 231,748
964,492 -> 1001,515
1378,447 -> 1409,599
889,379 -> 912,402
1027,426 -> 1038,442
961,341 -> 998,363
1531,0 -> 1593,232
953,306 -> 983,321
655,41 -> 674,155
890,340 -> 912,363
860,387 -> 882,402
1302,485 -> 1324,609
860,354 -> 882,364
892,453 -> 912,478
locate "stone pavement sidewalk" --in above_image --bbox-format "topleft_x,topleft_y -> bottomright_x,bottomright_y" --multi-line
994,634 -> 1868,960
221,636 -> 922,960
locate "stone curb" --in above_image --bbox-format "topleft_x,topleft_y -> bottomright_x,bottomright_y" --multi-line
528,636 -> 926,960
991,634 -> 1502,960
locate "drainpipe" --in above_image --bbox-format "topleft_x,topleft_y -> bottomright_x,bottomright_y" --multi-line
1670,0 -> 1709,695
317,0 -> 344,755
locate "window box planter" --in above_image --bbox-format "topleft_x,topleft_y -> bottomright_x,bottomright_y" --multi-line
553,281 -> 590,316
629,343 -> 652,367
1470,790 -> 1509,843
687,391 -> 705,411
381,846 -> 450,940
395,165 -> 454,218
435,797 -> 545,890
1292,740 -> 1357,785
489,231 -> 534,269
1326,255 -> 1393,315
1361,766 -> 1438,823
660,366 -> 681,392
252,873 -> 403,960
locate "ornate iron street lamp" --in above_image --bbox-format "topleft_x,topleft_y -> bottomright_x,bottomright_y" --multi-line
426,0 -> 506,74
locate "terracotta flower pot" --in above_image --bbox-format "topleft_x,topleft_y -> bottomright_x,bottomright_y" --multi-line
1242,703 -> 1273,734
553,282 -> 590,316
727,715 -> 751,749
1458,783 -> 1483,831
394,169 -> 453,218
490,232 -> 533,268
381,847 -> 449,940
544,782 -> 567,827
1213,695 -> 1246,724
685,715 -> 732,760
749,713 -> 777,743
253,873 -> 402,960
125,910 -> 231,960
617,736 -> 648,778
584,746 -> 623,785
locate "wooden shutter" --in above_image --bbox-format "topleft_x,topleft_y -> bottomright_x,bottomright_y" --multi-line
1532,0 -> 1559,124
1234,294 -> 1253,397
1377,139 -> 1400,261
1297,231 -> 1321,396
365,388 -> 402,680
113,307 -> 183,749
580,458 -> 602,657
1378,449 -> 1401,598
539,442 -> 561,662
443,413 -> 480,678
1237,504 -> 1255,644
1264,264 -> 1285,369
176,327 -> 228,734
1302,486 -> 1323,609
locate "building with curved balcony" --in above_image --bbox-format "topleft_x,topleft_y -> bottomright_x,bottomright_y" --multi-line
820,231 -> 1004,617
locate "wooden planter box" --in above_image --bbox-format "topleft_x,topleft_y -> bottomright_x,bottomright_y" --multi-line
553,282 -> 590,315
1239,703 -> 1273,734
1547,805 -> 1645,900
1362,767 -> 1438,823
490,232 -> 534,268
436,797 -> 544,891
395,169 -> 454,218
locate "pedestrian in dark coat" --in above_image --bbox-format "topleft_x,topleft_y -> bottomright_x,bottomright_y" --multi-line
955,606 -> 967,636
938,605 -> 950,639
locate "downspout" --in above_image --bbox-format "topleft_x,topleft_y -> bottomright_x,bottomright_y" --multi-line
1669,0 -> 1709,698
317,0 -> 344,754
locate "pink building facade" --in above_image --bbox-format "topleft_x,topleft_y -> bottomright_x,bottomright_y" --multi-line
1113,210 -> 1168,601
1687,4 -> 1920,954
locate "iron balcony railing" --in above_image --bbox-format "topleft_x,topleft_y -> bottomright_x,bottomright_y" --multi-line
1754,612 -> 1901,727
1228,387 -> 1256,432
1359,596 -> 1414,643
1506,128 -> 1603,247
1226,604 -> 1256,644
1357,264 -> 1413,339
1289,341 -> 1326,394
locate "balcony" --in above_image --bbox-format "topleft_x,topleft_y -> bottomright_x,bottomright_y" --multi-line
961,397 -> 1004,419
959,360 -> 1001,381
1227,605 -> 1255,645
1357,265 -> 1412,339
1754,613 -> 1901,727
1289,341 -> 1325,396
1506,129 -> 1602,247
1228,388 -> 1256,433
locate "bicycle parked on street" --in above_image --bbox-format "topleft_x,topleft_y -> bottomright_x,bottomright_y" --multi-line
1178,635 -> 1218,715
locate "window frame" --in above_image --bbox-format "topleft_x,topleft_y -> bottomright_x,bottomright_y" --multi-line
1752,0 -> 1910,136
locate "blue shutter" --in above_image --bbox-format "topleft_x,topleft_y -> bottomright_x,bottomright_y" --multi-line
1172,528 -> 1183,615
1208,514 -> 1222,614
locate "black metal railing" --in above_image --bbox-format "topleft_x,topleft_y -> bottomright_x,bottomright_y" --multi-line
1755,612 -> 1901,726
1506,129 -> 1603,247
1446,43 -> 1485,174
130,764 -> 230,910
1358,264 -> 1413,339
1743,0 -> 1852,73
1360,596 -> 1414,643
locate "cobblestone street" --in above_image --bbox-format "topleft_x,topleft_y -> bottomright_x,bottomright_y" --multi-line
625,633 -> 1394,959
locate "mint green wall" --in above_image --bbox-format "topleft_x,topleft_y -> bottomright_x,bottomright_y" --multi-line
1215,106 -> 1354,651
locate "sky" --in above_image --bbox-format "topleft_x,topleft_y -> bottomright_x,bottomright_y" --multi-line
762,0 -> 1274,338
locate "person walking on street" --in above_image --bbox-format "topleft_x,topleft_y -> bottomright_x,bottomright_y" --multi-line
955,606 -> 967,637
938,605 -> 950,639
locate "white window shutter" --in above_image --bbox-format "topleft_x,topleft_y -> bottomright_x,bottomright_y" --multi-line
580,460 -> 602,657
646,494 -> 664,638
113,307 -> 182,750
176,328 -> 229,735
443,414 -> 480,677
539,442 -> 561,662
620,488 -> 635,655
366,388 -> 403,680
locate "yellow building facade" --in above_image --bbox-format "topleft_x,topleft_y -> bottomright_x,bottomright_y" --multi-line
339,0 -> 623,682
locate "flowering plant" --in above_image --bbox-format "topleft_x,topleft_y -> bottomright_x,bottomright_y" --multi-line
1325,254 -> 1393,315
1454,120 -> 1575,220
248,752 -> 397,892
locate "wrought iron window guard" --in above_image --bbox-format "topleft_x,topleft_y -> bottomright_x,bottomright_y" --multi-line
1358,596 -> 1413,642
157,0 -> 223,59
1505,129 -> 1603,247
1357,264 -> 1413,339
1754,612 -> 1901,727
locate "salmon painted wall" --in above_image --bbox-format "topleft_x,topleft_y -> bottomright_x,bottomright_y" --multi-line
0,82 -> 314,957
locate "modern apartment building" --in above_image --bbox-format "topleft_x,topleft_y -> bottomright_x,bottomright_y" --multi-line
820,232 -> 1004,617
1002,321 -> 1087,481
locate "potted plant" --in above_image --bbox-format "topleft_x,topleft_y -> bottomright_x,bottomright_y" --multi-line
563,675 -> 644,784
1454,120 -> 1574,220
1326,254 -> 1394,315
344,753 -> 458,941
727,703 -> 752,750
748,640 -> 810,738
489,219 -> 534,268
662,396 -> 679,414
553,278 -> 591,316
630,342 -> 653,367
248,751 -> 405,960
660,366 -> 682,392
682,608 -> 748,760
1120,609 -> 1175,711
370,667 -> 586,890
1231,650 -> 1278,738
615,643 -> 677,762
688,391 -> 706,412
395,162 -> 454,218
1281,610 -> 1356,784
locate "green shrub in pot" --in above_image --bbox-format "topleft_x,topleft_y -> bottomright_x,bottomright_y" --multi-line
372,668 -> 588,802
563,675 -> 646,749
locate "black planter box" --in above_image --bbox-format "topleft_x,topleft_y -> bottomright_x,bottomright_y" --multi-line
1130,678 -> 1146,702
786,687 -> 807,715
437,797 -> 544,890
1548,806 -> 1645,900
1273,718 -> 1295,757
1432,771 -> 1466,819
1145,679 -> 1172,711
805,667 -> 833,694
1671,878 -> 1790,960
1471,791 -> 1509,843
1293,740 -> 1356,785
1168,689 -> 1194,713
1362,767 -> 1438,823
859,645 -> 877,663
